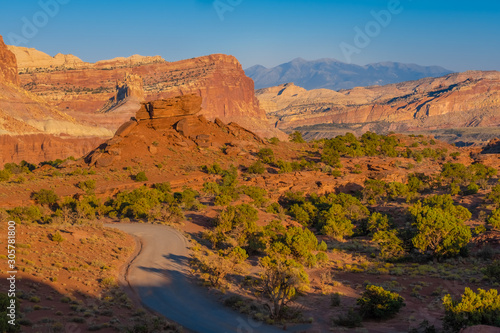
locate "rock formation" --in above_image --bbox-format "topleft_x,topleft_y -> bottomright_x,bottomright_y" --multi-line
257,71 -> 500,142
86,95 -> 265,168
0,36 -> 112,164
11,47 -> 284,139
0,36 -> 19,85
7,45 -> 164,71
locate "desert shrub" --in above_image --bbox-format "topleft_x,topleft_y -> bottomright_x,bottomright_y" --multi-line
288,204 -> 311,226
357,285 -> 405,319
257,148 -> 275,164
8,206 -> 43,224
483,260 -> 500,281
214,194 -> 233,206
153,182 -> 172,193
282,227 -> 318,260
275,159 -> 293,173
372,230 -> 405,260
443,288 -> 500,331
259,255 -> 309,318
331,293 -> 341,307
409,196 -> 472,257
77,179 -> 96,193
362,180 -> 389,205
364,212 -> 391,235
289,131 -> 306,143
0,169 -> 11,182
202,182 -> 220,197
487,183 -> 500,206
51,231 -> 64,244
109,186 -> 170,219
465,182 -> 479,195
211,204 -> 259,247
268,137 -> 280,144
134,171 -> 148,182
31,189 -> 59,208
202,163 -> 223,175
333,308 -> 363,328
487,208 -> 500,230
4,161 -> 36,174
247,161 -> 266,174
240,186 -> 268,207
175,188 -> 202,210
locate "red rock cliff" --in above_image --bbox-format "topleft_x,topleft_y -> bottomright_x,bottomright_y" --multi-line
0,36 -> 19,86
16,52 -> 283,139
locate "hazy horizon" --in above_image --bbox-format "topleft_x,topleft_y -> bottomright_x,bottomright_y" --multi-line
1,0 -> 499,72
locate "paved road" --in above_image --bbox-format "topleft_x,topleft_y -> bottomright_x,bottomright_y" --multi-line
105,223 -> 310,333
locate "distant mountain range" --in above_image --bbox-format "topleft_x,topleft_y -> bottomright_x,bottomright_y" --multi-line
245,58 -> 454,91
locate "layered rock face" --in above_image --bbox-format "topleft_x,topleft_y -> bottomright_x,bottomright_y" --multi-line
13,49 -> 283,139
0,36 -> 19,86
258,71 -> 500,139
7,45 -> 164,71
0,37 -> 112,164
86,95 -> 265,168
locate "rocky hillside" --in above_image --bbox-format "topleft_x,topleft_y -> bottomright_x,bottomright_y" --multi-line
258,71 -> 500,143
0,36 -> 112,164
10,46 -> 283,139
246,58 -> 453,90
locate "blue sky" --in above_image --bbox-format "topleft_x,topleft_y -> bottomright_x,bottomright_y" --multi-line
0,0 -> 499,71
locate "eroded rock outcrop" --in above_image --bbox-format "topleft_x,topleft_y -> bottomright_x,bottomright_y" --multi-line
86,95 -> 265,168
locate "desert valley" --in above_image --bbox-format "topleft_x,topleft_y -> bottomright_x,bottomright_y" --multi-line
0,21 -> 500,333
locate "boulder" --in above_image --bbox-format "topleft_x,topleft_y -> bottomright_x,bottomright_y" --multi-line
115,120 -> 138,137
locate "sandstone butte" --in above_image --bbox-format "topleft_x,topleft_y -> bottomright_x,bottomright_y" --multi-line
84,94 -> 266,169
0,36 -> 111,165
258,72 -> 500,139
8,45 -> 285,141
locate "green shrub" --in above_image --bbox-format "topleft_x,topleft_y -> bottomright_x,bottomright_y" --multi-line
289,131 -> 305,143
257,148 -> 275,164
465,182 -> 479,195
410,196 -> 472,257
268,137 -> 280,145
333,308 -> 362,328
487,208 -> 500,230
8,206 -> 43,224
0,169 -> 11,182
247,161 -> 266,174
31,189 -> 59,207
134,171 -> 148,182
357,285 -> 405,319
443,288 -> 500,331
331,293 -> 341,307
483,261 -> 500,281
214,194 -> 233,206
372,230 -> 405,260
51,231 -> 64,244
77,179 -> 96,193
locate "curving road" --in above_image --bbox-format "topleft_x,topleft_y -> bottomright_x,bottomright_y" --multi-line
105,223 -> 310,333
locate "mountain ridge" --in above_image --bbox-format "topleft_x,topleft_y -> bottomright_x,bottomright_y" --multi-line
246,58 -> 454,91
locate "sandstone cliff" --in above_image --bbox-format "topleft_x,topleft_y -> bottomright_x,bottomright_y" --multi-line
0,36 -> 19,86
258,72 -> 500,142
14,50 -> 284,139
7,45 -> 165,71
0,37 -> 113,164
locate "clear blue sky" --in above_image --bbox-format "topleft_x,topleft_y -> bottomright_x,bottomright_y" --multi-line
0,0 -> 499,71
